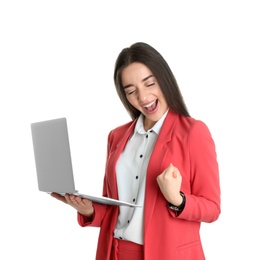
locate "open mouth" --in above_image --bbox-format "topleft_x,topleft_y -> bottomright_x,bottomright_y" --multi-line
144,100 -> 158,112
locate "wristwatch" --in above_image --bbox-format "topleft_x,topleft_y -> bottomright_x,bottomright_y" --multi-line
168,192 -> 186,212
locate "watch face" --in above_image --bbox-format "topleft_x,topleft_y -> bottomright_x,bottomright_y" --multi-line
168,203 -> 180,211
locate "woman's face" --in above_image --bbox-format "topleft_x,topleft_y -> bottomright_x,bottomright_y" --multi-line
121,62 -> 169,130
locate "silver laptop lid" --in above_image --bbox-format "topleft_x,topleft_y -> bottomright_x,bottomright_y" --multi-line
31,118 -> 76,194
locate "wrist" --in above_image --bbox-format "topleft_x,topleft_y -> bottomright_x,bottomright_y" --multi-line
173,193 -> 183,206
168,192 -> 186,212
169,192 -> 183,206
81,206 -> 94,218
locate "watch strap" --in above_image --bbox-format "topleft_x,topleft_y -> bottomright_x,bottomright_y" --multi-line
168,192 -> 186,212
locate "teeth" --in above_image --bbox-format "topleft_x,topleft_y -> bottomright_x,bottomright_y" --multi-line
144,101 -> 155,108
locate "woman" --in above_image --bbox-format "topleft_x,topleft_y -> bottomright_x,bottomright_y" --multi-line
52,42 -> 221,260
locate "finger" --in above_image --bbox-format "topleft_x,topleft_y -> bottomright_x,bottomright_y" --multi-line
165,165 -> 176,178
64,194 -> 75,204
167,164 -> 180,178
69,195 -> 79,203
74,197 -> 81,203
172,169 -> 178,178
50,192 -> 67,203
74,196 -> 84,204
69,195 -> 85,205
50,192 -> 63,199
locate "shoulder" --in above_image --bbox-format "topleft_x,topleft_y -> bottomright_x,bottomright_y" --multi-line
110,120 -> 134,135
107,119 -> 136,143
181,116 -> 210,134
166,114 -> 217,157
176,115 -> 215,148
166,110 -> 211,136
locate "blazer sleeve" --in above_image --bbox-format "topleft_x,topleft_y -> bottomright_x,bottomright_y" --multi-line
177,120 -> 221,223
77,203 -> 108,227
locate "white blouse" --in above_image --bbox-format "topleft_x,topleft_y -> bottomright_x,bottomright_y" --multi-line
114,110 -> 168,245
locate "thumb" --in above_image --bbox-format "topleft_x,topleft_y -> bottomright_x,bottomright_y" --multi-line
172,170 -> 177,178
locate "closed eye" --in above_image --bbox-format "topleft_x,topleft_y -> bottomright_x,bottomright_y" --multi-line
147,82 -> 155,87
127,90 -> 135,95
125,87 -> 136,96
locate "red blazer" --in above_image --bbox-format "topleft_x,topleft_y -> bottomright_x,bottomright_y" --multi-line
78,110 -> 221,260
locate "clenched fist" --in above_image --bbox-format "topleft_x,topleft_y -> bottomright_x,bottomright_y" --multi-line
156,163 -> 183,206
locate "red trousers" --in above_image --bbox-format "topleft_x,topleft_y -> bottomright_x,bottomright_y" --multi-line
110,238 -> 144,260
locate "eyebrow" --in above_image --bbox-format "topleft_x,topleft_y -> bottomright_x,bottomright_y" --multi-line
123,74 -> 154,89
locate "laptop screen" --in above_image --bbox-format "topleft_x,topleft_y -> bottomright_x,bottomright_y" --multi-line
31,118 -> 76,193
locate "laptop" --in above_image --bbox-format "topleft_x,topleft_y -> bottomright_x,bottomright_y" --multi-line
31,117 -> 140,207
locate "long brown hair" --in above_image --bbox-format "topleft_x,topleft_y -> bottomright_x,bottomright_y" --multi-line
114,42 -> 190,119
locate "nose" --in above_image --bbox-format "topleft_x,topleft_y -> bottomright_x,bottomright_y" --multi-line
137,88 -> 148,103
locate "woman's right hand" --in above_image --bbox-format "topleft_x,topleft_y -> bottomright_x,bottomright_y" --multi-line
51,192 -> 94,217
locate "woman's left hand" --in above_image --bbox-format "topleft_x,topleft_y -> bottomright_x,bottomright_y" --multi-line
156,163 -> 183,206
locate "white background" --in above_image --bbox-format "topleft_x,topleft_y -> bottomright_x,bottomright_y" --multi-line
1,1 -> 261,259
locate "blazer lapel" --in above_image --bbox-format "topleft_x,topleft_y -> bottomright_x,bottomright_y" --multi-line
106,120 -> 137,199
144,111 -> 178,234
